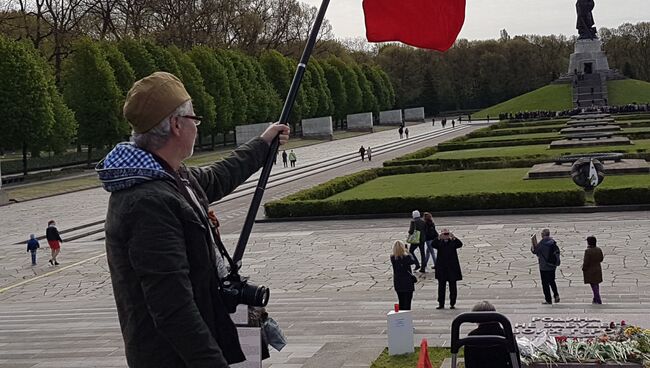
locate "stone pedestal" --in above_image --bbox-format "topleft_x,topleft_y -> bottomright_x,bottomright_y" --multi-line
379,110 -> 403,125
568,39 -> 610,75
347,112 -> 374,131
236,122 -> 271,146
0,189 -> 8,205
301,116 -> 333,140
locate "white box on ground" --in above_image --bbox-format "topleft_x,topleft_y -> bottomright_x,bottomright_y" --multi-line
231,327 -> 263,368
387,310 -> 414,355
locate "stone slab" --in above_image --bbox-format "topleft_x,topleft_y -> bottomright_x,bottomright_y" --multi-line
346,112 -> 374,132
526,159 -> 650,179
302,116 -> 333,140
560,126 -> 621,134
236,122 -> 271,146
379,110 -> 403,125
569,113 -> 612,121
549,136 -> 631,149
403,107 -> 425,122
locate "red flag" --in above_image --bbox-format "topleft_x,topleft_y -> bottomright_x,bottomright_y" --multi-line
362,0 -> 466,51
417,338 -> 433,368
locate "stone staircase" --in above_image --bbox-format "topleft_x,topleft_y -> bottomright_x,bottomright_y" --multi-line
573,72 -> 608,108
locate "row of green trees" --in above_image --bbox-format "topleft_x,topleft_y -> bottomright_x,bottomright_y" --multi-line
0,36 -> 395,174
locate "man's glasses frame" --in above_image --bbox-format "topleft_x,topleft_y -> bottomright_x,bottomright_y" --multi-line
179,115 -> 203,126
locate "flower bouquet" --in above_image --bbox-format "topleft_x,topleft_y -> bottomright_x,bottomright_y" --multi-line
517,322 -> 650,367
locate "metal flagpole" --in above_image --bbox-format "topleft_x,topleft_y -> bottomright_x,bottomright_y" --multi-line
233,0 -> 331,268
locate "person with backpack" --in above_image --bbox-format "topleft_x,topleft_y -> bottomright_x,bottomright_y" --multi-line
531,228 -> 561,305
407,210 -> 426,272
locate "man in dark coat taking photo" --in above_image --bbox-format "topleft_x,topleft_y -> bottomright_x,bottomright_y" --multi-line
97,71 -> 290,367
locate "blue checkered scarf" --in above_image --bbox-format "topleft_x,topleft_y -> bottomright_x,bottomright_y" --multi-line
96,142 -> 173,192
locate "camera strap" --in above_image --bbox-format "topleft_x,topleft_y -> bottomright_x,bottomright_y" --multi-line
150,153 -> 238,276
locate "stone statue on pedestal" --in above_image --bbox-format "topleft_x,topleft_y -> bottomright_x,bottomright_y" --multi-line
576,0 -> 597,39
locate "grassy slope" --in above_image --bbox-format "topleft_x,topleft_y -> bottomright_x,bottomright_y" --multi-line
472,79 -> 650,120
472,84 -> 572,119
329,169 -> 576,200
608,79 -> 650,105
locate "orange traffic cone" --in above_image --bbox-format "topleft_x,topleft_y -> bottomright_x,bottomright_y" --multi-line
417,338 -> 433,368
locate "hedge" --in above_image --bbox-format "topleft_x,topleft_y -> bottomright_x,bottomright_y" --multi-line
265,190 -> 586,218
285,169 -> 378,201
498,119 -> 569,128
1,149 -> 111,175
594,186 -> 650,205
467,125 -> 563,138
437,138 -> 556,151
384,146 -> 438,165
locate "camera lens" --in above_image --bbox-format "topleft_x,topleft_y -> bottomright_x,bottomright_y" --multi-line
241,283 -> 270,307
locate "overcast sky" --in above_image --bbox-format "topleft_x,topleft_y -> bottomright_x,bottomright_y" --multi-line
302,0 -> 648,41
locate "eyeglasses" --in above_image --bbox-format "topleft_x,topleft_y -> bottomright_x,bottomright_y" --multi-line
179,115 -> 202,126
442,233 -> 450,236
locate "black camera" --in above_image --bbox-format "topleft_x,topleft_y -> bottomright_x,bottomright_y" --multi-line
221,273 -> 270,313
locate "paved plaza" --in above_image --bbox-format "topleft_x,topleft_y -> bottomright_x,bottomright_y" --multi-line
1,121 -> 649,367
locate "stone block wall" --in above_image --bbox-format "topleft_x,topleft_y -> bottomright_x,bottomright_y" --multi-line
347,113 -> 374,131
302,116 -> 333,140
236,122 -> 271,146
403,107 -> 425,122
379,110 -> 403,125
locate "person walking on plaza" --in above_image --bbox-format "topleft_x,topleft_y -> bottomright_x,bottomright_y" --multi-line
46,220 -> 62,266
26,234 -> 40,266
531,228 -> 561,305
282,150 -> 288,167
432,229 -> 463,309
367,146 -> 372,162
422,212 -> 438,270
407,210 -> 426,272
404,127 -> 409,139
96,71 -> 290,367
432,118 -> 435,127
398,126 -> 404,139
582,236 -> 604,304
442,118 -> 447,128
288,149 -> 297,167
359,145 -> 366,161
390,240 -> 417,310
451,119 -> 456,128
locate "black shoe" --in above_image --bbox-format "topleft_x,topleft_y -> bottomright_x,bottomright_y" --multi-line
542,301 -> 552,305
450,305 -> 456,309
554,296 -> 560,303
436,306 -> 444,310
49,259 -> 53,265
54,261 -> 59,266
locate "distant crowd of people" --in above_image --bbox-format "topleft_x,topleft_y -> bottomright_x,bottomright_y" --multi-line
499,103 -> 650,121
390,213 -> 605,312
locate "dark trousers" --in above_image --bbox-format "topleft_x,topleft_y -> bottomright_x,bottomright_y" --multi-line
438,280 -> 457,307
590,283 -> 602,304
409,243 -> 425,269
540,270 -> 559,303
30,250 -> 37,265
396,291 -> 413,310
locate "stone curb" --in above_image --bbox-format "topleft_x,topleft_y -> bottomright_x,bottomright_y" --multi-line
256,204 -> 650,223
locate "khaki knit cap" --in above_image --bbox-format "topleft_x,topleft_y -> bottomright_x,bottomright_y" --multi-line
123,72 -> 191,134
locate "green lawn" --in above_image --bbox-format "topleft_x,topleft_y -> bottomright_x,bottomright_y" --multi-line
371,347 -> 459,368
472,84 -> 572,119
608,79 -> 650,105
598,174 -> 650,189
429,139 -> 650,160
329,169 -> 576,200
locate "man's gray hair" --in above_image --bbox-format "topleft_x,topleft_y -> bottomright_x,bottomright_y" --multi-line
131,100 -> 193,151
471,300 -> 496,312
541,228 -> 551,237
